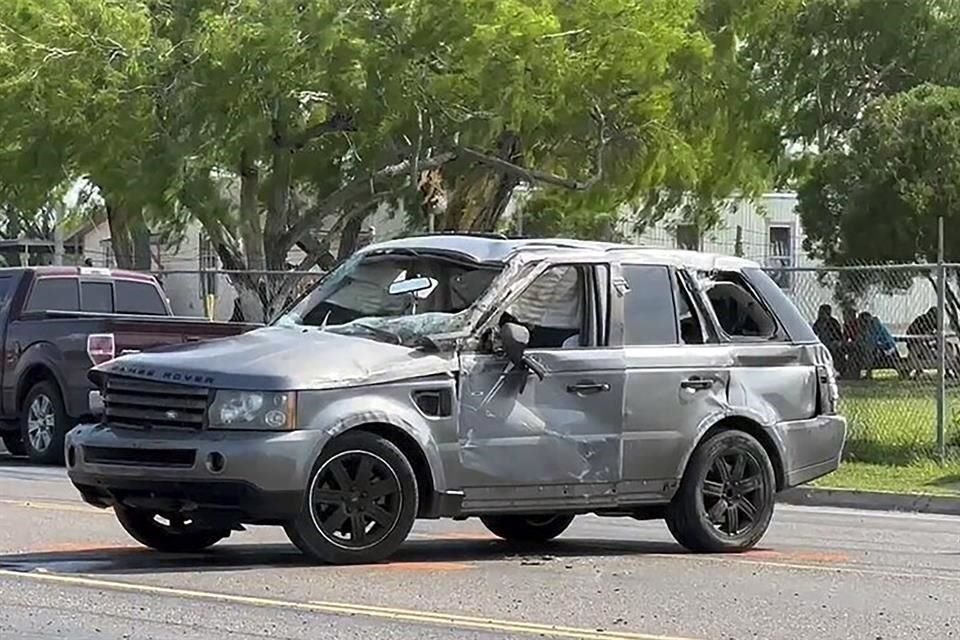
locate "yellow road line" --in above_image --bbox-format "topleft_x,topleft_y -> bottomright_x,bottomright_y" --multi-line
0,569 -> 696,640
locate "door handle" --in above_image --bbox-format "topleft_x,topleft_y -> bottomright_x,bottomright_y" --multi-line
680,377 -> 715,391
566,381 -> 611,395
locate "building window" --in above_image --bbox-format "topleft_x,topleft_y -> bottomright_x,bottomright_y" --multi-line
675,224 -> 700,251
767,225 -> 793,289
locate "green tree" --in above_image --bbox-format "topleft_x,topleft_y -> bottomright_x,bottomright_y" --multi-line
798,84 -> 960,265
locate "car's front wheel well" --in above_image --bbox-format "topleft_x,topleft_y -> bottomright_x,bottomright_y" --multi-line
697,417 -> 786,491
349,423 -> 436,517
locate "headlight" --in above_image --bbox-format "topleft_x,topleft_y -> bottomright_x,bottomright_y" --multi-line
208,391 -> 297,430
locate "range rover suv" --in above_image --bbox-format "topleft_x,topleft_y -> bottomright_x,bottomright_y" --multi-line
66,235 -> 845,564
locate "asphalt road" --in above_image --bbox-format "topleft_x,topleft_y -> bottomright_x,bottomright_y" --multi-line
0,449 -> 958,640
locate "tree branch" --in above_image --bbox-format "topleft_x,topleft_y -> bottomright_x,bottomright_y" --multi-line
457,109 -> 608,191
278,113 -> 357,149
279,151 -> 457,249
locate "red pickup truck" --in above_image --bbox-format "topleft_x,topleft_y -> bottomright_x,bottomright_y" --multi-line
0,266 -> 258,463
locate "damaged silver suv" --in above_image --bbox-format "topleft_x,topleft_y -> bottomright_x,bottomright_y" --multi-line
66,235 -> 845,564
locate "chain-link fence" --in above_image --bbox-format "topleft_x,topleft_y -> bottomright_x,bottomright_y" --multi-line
152,262 -> 960,464
766,264 -> 960,465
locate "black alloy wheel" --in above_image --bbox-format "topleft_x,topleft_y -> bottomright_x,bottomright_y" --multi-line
309,449 -> 404,550
666,429 -> 775,553
285,431 -> 419,565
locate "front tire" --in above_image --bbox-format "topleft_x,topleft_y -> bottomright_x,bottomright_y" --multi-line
20,381 -> 71,465
666,429 -> 775,553
480,514 -> 575,542
284,431 -> 419,565
115,507 -> 229,553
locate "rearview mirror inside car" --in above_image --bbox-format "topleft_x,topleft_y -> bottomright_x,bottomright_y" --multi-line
388,276 -> 437,299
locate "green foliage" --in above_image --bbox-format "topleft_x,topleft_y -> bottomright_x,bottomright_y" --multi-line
798,84 -> 960,266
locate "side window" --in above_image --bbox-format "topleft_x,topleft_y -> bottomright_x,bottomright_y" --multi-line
81,281 -> 114,313
115,280 -> 167,315
504,265 -> 584,349
705,274 -> 778,340
25,278 -> 80,312
621,265 -> 678,346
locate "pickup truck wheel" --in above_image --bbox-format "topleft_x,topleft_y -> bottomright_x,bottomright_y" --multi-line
115,507 -> 229,553
665,429 -> 775,553
284,431 -> 418,565
480,514 -> 575,542
20,381 -> 71,465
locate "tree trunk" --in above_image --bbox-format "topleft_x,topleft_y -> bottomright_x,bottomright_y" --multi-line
238,148 -> 264,271
337,213 -> 366,261
106,198 -> 135,269
440,130 -> 522,232
132,218 -> 152,271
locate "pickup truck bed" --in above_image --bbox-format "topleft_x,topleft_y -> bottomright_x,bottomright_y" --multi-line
0,266 -> 257,463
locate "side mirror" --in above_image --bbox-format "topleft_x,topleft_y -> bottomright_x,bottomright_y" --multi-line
500,322 -> 546,380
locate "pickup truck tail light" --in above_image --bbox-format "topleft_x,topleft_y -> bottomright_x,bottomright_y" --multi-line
87,333 -> 116,365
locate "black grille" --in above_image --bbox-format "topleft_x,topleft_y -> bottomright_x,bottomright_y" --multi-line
103,376 -> 210,431
82,446 -> 196,468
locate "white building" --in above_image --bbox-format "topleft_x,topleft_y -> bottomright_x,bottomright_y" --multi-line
621,192 -> 936,332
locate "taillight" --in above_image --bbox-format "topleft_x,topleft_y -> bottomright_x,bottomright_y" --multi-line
87,333 -> 116,365
816,364 -> 839,415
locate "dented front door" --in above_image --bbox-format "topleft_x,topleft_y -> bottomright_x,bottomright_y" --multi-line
456,347 -> 625,488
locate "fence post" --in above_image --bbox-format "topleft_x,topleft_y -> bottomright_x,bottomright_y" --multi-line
936,216 -> 947,462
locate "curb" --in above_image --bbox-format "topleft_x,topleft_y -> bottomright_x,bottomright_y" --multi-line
779,486 -> 960,516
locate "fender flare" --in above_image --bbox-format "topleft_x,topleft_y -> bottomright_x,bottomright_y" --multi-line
13,342 -> 69,413
305,396 -> 449,495
674,408 -> 788,486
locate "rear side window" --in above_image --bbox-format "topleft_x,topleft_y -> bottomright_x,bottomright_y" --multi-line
115,280 -> 167,315
81,281 -> 114,313
742,268 -> 818,343
25,278 -> 80,312
621,265 -> 678,345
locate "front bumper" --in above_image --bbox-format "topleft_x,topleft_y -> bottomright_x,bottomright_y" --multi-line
778,414 -> 847,488
65,423 -> 330,522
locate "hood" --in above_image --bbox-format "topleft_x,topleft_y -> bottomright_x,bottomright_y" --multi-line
93,326 -> 456,391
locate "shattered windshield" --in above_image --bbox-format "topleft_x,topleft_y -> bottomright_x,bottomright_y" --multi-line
274,250 -> 503,345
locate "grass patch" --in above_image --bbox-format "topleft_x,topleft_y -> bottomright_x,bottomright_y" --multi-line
813,460 -> 960,496
838,378 -> 960,464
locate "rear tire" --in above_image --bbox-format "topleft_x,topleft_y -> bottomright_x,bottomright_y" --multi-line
665,429 -> 775,553
480,514 -> 575,542
20,381 -> 71,465
115,506 -> 229,553
284,431 -> 419,565
2,431 -> 26,457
